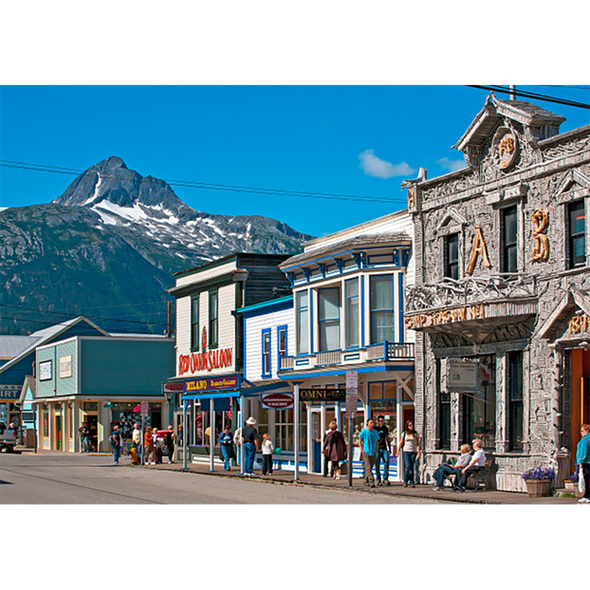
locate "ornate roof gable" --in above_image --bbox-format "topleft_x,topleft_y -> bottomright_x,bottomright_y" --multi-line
451,95 -> 566,182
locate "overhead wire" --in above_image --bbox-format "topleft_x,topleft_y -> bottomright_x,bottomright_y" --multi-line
0,159 -> 408,205
2,303 -> 170,327
466,85 -> 590,110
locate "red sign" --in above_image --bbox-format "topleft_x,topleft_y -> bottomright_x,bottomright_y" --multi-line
178,348 -> 233,375
261,393 -> 294,409
163,382 -> 183,393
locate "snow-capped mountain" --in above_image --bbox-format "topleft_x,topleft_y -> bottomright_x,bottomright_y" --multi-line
0,157 -> 312,335
53,156 -> 312,265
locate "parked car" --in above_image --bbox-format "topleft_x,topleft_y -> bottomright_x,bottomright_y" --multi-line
0,421 -> 17,453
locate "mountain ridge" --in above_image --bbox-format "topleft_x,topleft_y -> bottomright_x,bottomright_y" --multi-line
0,157 -> 312,335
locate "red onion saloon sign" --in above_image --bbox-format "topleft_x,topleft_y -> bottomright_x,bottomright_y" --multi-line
178,348 -> 233,375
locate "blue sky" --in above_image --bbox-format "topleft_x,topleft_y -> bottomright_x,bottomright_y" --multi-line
1,85 -> 588,237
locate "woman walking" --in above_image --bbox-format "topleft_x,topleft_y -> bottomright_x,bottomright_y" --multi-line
398,420 -> 421,487
165,425 -> 175,463
144,426 -> 155,465
323,421 -> 347,480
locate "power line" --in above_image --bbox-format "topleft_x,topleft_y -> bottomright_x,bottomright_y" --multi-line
466,85 -> 590,110
540,85 -> 590,91
2,303 -> 169,327
0,159 -> 407,205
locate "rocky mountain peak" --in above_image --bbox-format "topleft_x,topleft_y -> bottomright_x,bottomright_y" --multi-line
53,156 -> 187,214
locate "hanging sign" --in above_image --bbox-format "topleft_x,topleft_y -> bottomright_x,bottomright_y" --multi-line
446,360 -> 479,391
261,393 -> 294,410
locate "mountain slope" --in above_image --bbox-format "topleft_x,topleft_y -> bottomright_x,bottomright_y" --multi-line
0,157 -> 312,335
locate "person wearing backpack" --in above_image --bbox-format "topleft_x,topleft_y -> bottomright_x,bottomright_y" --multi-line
576,423 -> 590,504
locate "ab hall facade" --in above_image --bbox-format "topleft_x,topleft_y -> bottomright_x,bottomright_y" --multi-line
403,95 -> 590,492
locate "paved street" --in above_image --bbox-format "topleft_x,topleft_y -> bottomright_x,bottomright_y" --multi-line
0,451 -> 443,504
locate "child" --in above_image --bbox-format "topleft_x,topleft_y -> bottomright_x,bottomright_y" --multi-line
261,433 -> 273,476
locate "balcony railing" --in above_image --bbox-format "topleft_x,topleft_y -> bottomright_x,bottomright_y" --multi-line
279,341 -> 415,371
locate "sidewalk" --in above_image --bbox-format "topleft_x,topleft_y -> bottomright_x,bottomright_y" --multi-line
139,457 -> 580,505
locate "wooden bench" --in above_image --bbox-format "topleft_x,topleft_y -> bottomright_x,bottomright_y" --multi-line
466,458 -> 495,490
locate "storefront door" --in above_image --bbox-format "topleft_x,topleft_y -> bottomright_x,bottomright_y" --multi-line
570,349 -> 590,471
55,414 -> 62,451
311,406 -> 336,473
87,415 -> 98,452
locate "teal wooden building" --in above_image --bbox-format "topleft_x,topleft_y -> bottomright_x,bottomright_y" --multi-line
34,334 -> 175,453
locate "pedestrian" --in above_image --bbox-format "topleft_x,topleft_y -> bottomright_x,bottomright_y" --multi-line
130,423 -> 141,465
177,424 -> 183,447
358,418 -> 380,488
261,433 -> 273,476
144,426 -> 155,465
576,423 -> 590,504
323,421 -> 347,480
218,425 -> 234,471
132,423 -> 141,451
154,429 -> 164,464
242,417 -> 259,476
165,425 -> 175,463
374,415 -> 392,486
110,425 -> 122,465
78,422 -> 90,453
397,419 -> 421,487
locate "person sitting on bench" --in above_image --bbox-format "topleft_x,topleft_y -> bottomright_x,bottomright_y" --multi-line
432,444 -> 472,491
454,439 -> 485,491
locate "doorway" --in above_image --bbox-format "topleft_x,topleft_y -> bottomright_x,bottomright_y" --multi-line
86,414 -> 98,452
309,404 -> 338,474
570,349 -> 590,472
55,413 -> 62,451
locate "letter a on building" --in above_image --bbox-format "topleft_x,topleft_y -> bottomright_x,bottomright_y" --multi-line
465,226 -> 492,275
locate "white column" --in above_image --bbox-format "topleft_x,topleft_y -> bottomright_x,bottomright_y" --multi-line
306,405 -> 312,473
209,398 -> 215,472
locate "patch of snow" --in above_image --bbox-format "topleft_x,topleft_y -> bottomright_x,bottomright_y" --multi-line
94,208 -> 118,225
83,173 -> 103,206
92,200 -> 150,223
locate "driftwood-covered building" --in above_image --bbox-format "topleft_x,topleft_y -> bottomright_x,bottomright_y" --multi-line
404,95 -> 590,492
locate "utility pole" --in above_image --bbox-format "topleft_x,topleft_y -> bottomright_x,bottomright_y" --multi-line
510,85 -> 516,101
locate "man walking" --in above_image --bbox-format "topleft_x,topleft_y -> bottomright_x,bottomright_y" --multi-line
79,422 -> 90,453
374,415 -> 392,486
358,418 -> 380,488
242,417 -> 259,476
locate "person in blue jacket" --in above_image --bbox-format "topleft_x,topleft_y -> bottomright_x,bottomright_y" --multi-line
576,423 -> 590,504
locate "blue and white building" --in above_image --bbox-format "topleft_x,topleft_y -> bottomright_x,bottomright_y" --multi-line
241,210 -> 416,479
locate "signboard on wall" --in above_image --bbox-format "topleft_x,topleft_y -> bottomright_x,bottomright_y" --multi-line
183,374 -> 241,394
299,388 -> 346,402
446,360 -> 479,391
0,385 -> 21,401
39,360 -> 53,382
59,355 -> 72,378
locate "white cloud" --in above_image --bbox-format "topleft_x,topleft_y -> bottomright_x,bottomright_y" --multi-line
358,149 -> 416,179
437,157 -> 466,172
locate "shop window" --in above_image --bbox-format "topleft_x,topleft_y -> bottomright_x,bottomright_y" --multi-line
318,287 -> 340,351
438,390 -> 451,450
275,405 -> 307,452
370,275 -> 394,344
461,355 -> 496,447
369,381 -> 397,441
568,199 -> 586,269
42,406 -> 49,438
444,233 -> 459,280
501,205 -> 518,273
508,350 -> 524,451
296,291 -> 309,354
